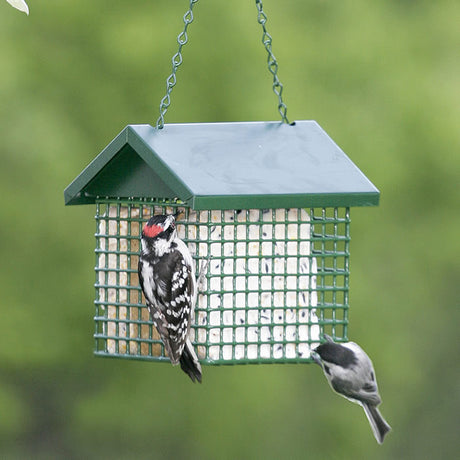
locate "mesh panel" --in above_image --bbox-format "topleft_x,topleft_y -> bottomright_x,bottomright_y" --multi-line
94,198 -> 350,365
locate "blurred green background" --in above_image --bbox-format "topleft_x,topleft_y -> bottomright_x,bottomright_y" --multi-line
1,1 -> 458,458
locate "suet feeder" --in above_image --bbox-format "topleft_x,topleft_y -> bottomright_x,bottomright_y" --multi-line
64,121 -> 379,365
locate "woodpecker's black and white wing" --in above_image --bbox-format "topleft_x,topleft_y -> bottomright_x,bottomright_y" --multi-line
139,248 -> 194,364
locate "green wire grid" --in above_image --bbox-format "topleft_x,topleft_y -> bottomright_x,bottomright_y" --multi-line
93,198 -> 350,365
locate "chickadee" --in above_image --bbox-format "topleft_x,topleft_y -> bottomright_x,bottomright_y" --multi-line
312,334 -> 391,444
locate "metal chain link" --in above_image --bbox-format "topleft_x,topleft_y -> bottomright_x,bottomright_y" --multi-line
255,0 -> 290,124
156,0 -> 199,129
156,0 -> 290,127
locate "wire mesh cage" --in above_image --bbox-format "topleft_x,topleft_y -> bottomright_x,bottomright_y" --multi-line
94,198 -> 350,365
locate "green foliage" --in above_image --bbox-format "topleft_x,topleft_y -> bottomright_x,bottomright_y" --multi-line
0,0 -> 459,458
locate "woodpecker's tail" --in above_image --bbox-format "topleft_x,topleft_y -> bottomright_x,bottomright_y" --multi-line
363,403 -> 391,444
180,339 -> 202,383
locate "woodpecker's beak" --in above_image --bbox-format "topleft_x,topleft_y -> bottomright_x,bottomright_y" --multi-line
173,209 -> 183,220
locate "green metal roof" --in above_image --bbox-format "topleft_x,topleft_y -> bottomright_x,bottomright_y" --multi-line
64,121 -> 379,209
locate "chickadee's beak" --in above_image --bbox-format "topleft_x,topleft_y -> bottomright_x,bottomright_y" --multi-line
310,351 -> 322,366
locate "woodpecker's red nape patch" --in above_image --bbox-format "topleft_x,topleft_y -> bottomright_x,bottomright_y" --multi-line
143,224 -> 164,238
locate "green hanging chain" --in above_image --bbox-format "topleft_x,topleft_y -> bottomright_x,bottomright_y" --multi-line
156,0 -> 199,130
255,0 -> 290,124
156,0 -> 290,128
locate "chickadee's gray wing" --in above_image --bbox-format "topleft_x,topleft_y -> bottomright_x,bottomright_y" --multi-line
347,345 -> 382,406
332,376 -> 381,406
329,374 -> 358,398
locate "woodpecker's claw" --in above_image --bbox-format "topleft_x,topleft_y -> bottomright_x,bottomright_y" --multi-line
197,254 -> 211,290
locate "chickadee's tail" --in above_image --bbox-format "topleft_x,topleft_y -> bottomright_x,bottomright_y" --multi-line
363,403 -> 391,444
180,339 -> 202,383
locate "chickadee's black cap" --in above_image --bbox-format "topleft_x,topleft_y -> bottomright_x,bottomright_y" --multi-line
314,342 -> 358,369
